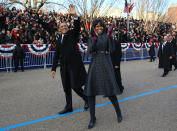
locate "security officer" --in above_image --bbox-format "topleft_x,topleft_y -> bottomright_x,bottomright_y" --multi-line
13,43 -> 25,72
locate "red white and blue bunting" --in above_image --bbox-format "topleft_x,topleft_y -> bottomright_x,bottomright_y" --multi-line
131,43 -> 143,52
25,44 -> 52,56
0,44 -> 16,58
121,43 -> 131,52
0,44 -> 52,58
0,43 -> 160,58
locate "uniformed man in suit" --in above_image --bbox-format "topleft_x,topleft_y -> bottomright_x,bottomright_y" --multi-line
149,43 -> 155,62
159,35 -> 173,77
157,37 -> 167,69
170,35 -> 177,71
51,4 -> 88,114
13,43 -> 25,72
111,29 -> 124,94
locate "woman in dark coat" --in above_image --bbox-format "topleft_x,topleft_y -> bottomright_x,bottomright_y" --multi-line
84,19 -> 122,129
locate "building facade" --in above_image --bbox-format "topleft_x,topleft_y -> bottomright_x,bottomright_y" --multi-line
168,4 -> 177,23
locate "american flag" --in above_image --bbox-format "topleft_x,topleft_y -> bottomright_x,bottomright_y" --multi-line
124,0 -> 129,13
129,3 -> 135,13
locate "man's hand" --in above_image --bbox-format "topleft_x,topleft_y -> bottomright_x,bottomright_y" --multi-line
169,56 -> 172,59
69,4 -> 76,16
51,71 -> 56,79
114,66 -> 119,69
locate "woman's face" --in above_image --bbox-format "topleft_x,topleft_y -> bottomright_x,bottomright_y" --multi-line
95,23 -> 103,35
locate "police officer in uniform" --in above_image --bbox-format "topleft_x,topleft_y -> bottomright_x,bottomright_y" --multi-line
13,43 -> 25,72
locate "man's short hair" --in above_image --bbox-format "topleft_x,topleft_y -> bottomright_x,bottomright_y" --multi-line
58,22 -> 67,28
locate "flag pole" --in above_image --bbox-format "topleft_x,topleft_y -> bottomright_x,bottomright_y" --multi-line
127,0 -> 130,33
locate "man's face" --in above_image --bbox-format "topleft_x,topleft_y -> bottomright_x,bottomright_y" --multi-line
164,36 -> 167,42
59,23 -> 69,34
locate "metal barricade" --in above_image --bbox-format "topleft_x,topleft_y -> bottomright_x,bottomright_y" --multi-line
121,48 -> 158,61
0,48 -> 158,72
45,51 -> 55,67
0,57 -> 9,72
24,52 -> 55,69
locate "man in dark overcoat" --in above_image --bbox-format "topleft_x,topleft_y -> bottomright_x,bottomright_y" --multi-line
111,35 -> 124,94
160,35 -> 173,77
149,43 -> 155,62
13,43 -> 25,72
170,35 -> 177,71
158,36 -> 167,69
51,5 -> 88,114
158,43 -> 164,68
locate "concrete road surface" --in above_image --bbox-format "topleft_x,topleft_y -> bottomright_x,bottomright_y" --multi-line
0,60 -> 177,131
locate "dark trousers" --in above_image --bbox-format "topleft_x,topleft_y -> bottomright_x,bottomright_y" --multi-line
114,68 -> 124,92
61,65 -> 87,109
150,56 -> 155,62
88,95 -> 122,120
14,58 -> 24,71
170,56 -> 177,69
163,68 -> 169,75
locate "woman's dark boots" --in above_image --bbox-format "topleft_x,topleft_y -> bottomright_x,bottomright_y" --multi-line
109,96 -> 123,123
88,96 -> 96,129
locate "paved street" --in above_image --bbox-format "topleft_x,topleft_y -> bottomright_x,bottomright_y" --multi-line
0,60 -> 177,131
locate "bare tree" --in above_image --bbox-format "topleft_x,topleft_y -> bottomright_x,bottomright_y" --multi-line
0,0 -> 13,8
64,0 -> 119,31
135,0 -> 172,33
9,0 -> 66,11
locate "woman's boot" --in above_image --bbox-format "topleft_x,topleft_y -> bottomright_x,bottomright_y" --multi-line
88,96 -> 96,129
109,96 -> 122,123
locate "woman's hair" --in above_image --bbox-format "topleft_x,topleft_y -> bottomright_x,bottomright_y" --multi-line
90,19 -> 107,48
92,19 -> 106,34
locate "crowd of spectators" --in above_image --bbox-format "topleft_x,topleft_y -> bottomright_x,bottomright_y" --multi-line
112,18 -> 177,43
0,6 -> 177,45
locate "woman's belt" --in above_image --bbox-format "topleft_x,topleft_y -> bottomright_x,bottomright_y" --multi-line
93,51 -> 110,54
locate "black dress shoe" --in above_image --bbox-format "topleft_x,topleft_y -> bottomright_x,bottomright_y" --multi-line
88,117 -> 96,129
161,74 -> 167,77
117,115 -> 122,123
120,86 -> 124,94
84,102 -> 89,111
58,108 -> 73,114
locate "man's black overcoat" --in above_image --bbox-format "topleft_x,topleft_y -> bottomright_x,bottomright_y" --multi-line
52,17 -> 87,89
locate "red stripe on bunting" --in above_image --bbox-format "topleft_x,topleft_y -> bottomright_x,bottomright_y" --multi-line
1,45 -> 14,48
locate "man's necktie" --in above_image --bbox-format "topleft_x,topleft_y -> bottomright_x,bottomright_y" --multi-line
61,35 -> 64,44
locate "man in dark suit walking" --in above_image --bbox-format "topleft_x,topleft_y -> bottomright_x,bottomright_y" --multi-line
51,4 -> 88,114
159,35 -> 173,77
111,34 -> 124,94
170,35 -> 177,71
158,36 -> 167,69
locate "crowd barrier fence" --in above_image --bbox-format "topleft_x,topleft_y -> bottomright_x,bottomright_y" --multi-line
0,48 -> 158,72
